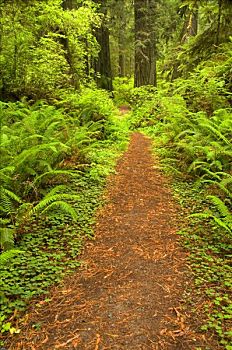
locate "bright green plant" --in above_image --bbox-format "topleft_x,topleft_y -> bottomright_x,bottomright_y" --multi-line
0,106 -> 129,340
0,0 -> 100,100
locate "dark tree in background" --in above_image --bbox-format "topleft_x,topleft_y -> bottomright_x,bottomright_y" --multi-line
93,0 -> 113,91
134,0 -> 157,87
62,0 -> 77,9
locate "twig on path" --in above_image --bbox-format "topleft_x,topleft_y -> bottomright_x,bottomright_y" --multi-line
54,334 -> 80,348
94,333 -> 101,350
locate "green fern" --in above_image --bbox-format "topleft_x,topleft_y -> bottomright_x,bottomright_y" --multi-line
220,176 -> 232,191
39,201 -> 78,221
43,185 -> 70,196
199,174 -> 232,199
187,160 -> 208,174
190,211 -> 231,233
1,188 -> 22,204
190,195 -> 232,234
198,120 -> 231,146
0,249 -> 23,265
0,228 -> 15,250
208,195 -> 231,218
0,187 -> 22,214
13,142 -> 69,170
32,169 -> 80,187
30,188 -> 79,221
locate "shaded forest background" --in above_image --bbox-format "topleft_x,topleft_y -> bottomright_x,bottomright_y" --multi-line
1,0 -> 232,99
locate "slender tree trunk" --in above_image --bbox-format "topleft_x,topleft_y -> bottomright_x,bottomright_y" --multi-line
118,29 -> 126,77
189,10 -> 198,36
180,5 -> 198,43
171,3 -> 198,81
118,1 -> 126,77
134,0 -> 157,87
216,0 -> 223,45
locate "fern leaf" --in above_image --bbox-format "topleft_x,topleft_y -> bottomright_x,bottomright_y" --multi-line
174,129 -> 195,140
221,176 -> 232,189
33,170 -> 79,186
40,201 -> 78,221
0,249 -> 23,265
212,216 -> 232,233
1,188 -> 22,204
0,228 -> 15,250
198,121 -> 231,145
44,185 -> 70,196
207,195 -> 231,218
31,193 -> 79,216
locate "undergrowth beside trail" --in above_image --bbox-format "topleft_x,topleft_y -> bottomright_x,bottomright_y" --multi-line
127,41 -> 232,349
143,126 -> 231,350
172,181 -> 231,350
0,89 -> 130,342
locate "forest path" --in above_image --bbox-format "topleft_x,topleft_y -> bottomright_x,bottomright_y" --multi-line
9,133 -> 205,350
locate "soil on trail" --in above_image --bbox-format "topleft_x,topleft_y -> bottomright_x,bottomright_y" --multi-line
119,105 -> 131,115
8,133 -> 209,350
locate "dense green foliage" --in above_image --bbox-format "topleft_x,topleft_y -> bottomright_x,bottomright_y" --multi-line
0,0 -> 100,99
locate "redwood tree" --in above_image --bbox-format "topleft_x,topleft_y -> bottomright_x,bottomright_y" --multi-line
134,0 -> 157,87
93,0 -> 113,91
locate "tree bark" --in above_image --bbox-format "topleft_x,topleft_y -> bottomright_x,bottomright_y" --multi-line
94,21 -> 113,91
134,0 -> 157,87
93,0 -> 112,91
118,1 -> 126,77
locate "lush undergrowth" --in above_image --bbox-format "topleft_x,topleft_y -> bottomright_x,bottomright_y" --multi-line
0,88 -> 130,340
128,43 -> 232,349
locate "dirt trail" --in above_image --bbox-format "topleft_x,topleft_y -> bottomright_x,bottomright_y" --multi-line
8,133 -> 207,350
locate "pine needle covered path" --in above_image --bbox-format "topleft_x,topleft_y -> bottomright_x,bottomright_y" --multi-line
9,133 -> 210,350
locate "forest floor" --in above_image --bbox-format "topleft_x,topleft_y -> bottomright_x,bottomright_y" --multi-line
7,133 -> 219,350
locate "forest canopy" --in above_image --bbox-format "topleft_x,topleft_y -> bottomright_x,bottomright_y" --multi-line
1,0 -> 232,100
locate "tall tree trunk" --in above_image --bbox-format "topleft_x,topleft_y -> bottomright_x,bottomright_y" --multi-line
189,10 -> 198,36
118,1 -> 126,77
94,21 -> 113,91
134,0 -> 157,87
93,0 -> 112,91
118,28 -> 126,77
